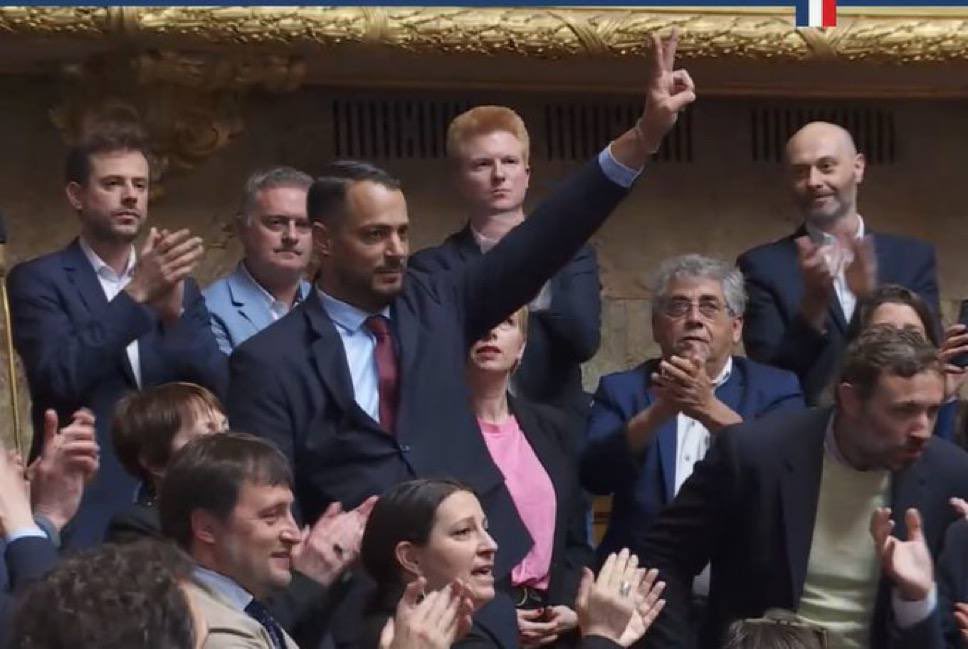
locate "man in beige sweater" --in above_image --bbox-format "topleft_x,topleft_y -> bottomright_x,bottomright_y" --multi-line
635,325 -> 968,649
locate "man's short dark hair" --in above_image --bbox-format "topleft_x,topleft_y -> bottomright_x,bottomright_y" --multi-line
159,432 -> 293,549
65,120 -> 150,185
12,539 -> 196,649
112,381 -> 224,487
840,324 -> 943,401
306,160 -> 401,226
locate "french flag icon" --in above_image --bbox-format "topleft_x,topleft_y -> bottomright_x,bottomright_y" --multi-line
796,0 -> 837,27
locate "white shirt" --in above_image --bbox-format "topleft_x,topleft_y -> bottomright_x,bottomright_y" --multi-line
674,356 -> 733,495
804,215 -> 865,323
78,238 -> 141,387
239,261 -> 300,321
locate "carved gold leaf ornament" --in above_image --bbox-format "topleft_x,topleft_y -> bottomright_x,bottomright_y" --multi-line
3,6 -> 968,62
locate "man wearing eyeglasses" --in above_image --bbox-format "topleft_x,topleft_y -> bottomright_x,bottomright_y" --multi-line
581,254 -> 805,562
204,167 -> 314,355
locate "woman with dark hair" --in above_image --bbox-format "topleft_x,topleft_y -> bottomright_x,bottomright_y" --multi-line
850,284 -> 968,440
465,307 -> 594,646
360,479 -> 665,649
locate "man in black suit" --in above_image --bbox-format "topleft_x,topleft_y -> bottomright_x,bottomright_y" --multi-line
738,121 -> 939,404
635,326 -> 968,649
7,124 -> 227,547
227,32 -> 696,647
409,105 -> 601,418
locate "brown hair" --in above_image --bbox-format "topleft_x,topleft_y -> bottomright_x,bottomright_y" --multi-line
851,284 -> 941,347
65,120 -> 150,185
446,106 -> 530,163
112,382 -> 224,486
159,432 -> 293,550
840,325 -> 943,401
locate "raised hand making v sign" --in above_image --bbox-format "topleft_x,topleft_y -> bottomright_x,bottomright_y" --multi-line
612,29 -> 696,169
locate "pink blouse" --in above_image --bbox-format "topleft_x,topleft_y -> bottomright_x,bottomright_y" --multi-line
478,415 -> 557,590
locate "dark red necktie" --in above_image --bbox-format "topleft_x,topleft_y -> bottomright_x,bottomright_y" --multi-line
364,315 -> 399,434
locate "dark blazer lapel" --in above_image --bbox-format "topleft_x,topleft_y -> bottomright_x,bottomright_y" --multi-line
641,360 -> 678,503
779,408 -> 829,604
61,239 -> 140,386
715,358 -> 743,412
509,396 -> 566,501
889,457 -> 927,542
302,292 -> 369,425
391,297 -> 420,439
61,239 -> 109,315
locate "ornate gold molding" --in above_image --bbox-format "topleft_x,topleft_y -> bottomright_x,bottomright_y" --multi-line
4,7 -> 968,63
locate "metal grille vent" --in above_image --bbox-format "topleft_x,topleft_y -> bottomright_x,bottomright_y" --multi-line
750,105 -> 896,164
332,99 -> 470,159
543,102 -> 693,163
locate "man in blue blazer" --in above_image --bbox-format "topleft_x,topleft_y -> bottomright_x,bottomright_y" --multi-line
410,106 -> 600,418
227,32 -> 696,649
738,121 -> 939,404
204,167 -> 313,355
582,254 -> 805,559
7,124 -> 227,548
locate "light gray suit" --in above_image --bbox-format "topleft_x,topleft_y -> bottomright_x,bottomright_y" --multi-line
186,581 -> 299,649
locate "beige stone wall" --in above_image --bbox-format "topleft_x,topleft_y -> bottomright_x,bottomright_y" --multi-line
1,76 -> 967,449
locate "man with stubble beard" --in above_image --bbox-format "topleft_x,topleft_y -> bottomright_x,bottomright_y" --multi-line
7,122 -> 226,548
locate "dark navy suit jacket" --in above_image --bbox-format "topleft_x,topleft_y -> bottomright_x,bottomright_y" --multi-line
7,239 -> 227,548
738,227 -> 939,404
227,159 -> 629,648
581,355 -> 805,558
0,535 -> 57,641
410,226 -> 601,416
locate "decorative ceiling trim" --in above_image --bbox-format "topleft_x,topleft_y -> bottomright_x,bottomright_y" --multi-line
2,6 -> 968,63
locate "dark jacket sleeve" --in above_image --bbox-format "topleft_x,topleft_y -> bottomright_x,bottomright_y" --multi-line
459,159 -> 628,345
937,518 -> 968,648
910,243 -> 941,314
581,377 -> 640,497
538,244 -> 602,363
7,264 -> 153,404
228,346 -> 297,468
738,251 -> 832,378
1,535 -> 59,631
155,279 -> 228,401
634,427 -> 741,649
761,370 -> 807,415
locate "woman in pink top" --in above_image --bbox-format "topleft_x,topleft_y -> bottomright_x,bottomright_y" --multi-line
468,307 -> 595,647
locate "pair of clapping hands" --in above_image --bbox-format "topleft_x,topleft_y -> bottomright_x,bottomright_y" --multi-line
380,549 -> 666,649
0,409 -> 99,537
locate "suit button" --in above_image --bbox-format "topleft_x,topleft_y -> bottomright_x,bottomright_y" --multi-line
400,444 -> 411,453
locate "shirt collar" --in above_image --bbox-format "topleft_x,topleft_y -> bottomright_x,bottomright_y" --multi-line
804,214 -> 865,246
469,225 -> 500,253
239,261 -> 307,310
78,237 -> 136,280
712,356 -> 733,387
317,288 -> 391,333
193,565 -> 253,611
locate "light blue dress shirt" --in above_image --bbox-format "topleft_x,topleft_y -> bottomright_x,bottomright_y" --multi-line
194,565 -> 253,611
318,290 -> 391,423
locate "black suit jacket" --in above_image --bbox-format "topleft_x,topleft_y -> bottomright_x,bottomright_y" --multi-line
937,519 -> 968,648
228,159 -> 629,646
7,239 -> 227,548
738,228 -> 939,404
508,395 -> 594,606
634,407 -> 968,649
410,226 -> 601,416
